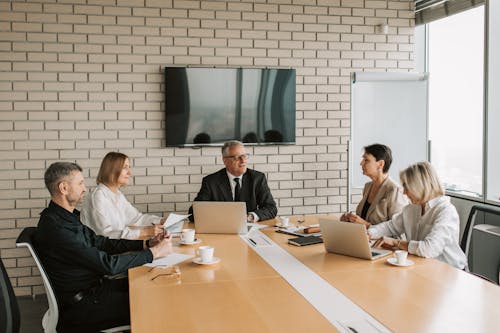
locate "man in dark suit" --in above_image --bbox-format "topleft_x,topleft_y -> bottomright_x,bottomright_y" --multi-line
189,140 -> 277,222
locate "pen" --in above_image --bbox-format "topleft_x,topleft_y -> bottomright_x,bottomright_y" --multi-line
249,238 -> 257,246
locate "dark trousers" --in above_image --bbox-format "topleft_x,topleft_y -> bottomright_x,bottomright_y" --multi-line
57,278 -> 130,333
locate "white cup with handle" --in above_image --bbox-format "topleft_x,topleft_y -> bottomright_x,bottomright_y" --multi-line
394,250 -> 408,265
196,245 -> 214,263
279,216 -> 290,227
180,229 -> 195,243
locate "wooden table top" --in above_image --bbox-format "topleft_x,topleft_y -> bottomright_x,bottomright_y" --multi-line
129,215 -> 500,333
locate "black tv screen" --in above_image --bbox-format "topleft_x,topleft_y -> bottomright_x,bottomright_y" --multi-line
164,67 -> 296,147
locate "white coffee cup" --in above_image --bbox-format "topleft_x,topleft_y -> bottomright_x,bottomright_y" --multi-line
280,217 -> 290,227
197,245 -> 214,263
394,250 -> 408,265
180,229 -> 195,243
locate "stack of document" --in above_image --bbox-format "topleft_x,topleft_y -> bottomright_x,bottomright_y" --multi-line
163,213 -> 190,233
276,224 -> 321,237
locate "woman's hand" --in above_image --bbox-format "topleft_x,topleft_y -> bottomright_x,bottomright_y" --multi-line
341,211 -> 357,222
372,236 -> 398,250
342,212 -> 370,229
340,212 -> 349,222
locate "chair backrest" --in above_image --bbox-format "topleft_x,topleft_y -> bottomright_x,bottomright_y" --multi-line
461,205 -> 500,284
16,227 -> 59,333
461,205 -> 500,252
0,257 -> 20,333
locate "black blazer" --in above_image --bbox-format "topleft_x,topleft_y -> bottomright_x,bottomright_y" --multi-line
189,168 -> 277,222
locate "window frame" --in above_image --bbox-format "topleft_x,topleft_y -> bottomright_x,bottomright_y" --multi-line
418,3 -> 500,206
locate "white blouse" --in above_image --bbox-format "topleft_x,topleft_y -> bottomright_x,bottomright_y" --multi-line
368,196 -> 467,270
81,183 -> 162,239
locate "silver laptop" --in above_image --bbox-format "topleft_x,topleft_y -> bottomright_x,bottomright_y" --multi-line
319,219 -> 392,260
193,201 -> 248,234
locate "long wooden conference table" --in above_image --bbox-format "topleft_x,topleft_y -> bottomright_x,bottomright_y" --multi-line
128,215 -> 500,332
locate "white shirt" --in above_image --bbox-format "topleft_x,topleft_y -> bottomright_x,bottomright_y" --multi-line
226,171 -> 259,222
368,196 -> 467,269
81,183 -> 162,239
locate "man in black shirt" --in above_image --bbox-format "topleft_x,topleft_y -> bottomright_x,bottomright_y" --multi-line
34,162 -> 173,332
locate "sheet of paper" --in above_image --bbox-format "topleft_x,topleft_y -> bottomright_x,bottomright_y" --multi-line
337,319 -> 386,333
143,253 -> 194,268
240,230 -> 390,333
246,231 -> 273,247
163,213 -> 191,229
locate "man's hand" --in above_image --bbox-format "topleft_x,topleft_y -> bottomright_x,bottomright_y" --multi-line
139,225 -> 164,238
149,230 -> 170,247
148,231 -> 173,259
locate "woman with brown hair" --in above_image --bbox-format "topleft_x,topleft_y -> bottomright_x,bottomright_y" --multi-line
81,152 -> 164,239
341,143 -> 408,227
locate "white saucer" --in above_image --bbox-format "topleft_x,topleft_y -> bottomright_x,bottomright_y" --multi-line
193,257 -> 220,265
179,238 -> 202,245
387,257 -> 414,267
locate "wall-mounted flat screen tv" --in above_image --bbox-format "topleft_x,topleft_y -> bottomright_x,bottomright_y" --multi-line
164,67 -> 296,147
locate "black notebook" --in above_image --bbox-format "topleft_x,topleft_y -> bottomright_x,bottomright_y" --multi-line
288,235 -> 323,247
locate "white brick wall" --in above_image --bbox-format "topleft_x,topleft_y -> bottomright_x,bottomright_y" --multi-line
0,0 -> 414,295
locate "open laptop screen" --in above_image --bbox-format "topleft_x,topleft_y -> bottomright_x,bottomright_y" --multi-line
193,201 -> 248,234
319,219 -> 391,260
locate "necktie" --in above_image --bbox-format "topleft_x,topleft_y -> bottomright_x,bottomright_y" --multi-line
234,178 -> 241,202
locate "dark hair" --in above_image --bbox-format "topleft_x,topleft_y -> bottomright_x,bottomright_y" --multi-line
242,132 -> 258,143
264,129 -> 283,143
193,132 -> 211,144
364,143 -> 392,173
96,152 -> 128,186
44,162 -> 82,196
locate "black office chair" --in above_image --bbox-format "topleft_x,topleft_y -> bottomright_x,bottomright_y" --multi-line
0,256 -> 21,333
16,227 -> 130,333
461,205 -> 500,284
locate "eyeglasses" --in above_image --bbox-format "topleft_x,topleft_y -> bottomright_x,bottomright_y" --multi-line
149,265 -> 181,281
223,154 -> 250,161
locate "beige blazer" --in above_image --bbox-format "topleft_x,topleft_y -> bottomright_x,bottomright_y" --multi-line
356,176 -> 408,225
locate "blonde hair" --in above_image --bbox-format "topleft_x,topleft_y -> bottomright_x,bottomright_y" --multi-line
96,152 -> 128,186
400,161 -> 444,204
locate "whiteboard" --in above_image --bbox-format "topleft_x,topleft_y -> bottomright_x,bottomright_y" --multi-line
350,72 -> 429,189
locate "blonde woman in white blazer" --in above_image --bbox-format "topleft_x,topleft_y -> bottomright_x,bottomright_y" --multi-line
370,162 -> 467,269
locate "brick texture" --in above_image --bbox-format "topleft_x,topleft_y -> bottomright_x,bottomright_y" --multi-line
0,0 -> 414,295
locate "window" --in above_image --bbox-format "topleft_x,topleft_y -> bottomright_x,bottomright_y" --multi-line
486,1 -> 500,203
427,6 -> 484,197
